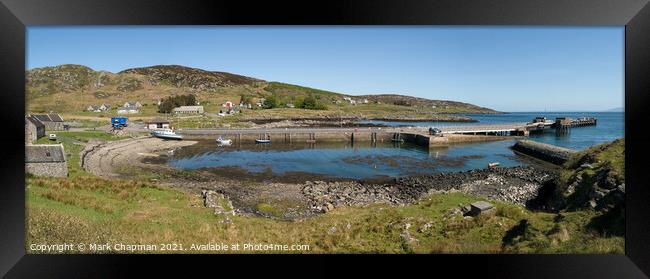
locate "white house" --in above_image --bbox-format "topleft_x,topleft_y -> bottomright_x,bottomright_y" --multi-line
124,101 -> 142,108
117,106 -> 139,114
173,106 -> 204,114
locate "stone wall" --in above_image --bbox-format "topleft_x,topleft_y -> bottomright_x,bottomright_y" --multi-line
43,122 -> 64,131
25,162 -> 68,177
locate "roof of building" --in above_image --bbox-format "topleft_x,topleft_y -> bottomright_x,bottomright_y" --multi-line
25,116 -> 45,128
25,144 -> 66,163
173,106 -> 204,111
32,113 -> 64,122
146,118 -> 170,124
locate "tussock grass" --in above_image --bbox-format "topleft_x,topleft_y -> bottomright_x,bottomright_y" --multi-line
27,176 -> 624,254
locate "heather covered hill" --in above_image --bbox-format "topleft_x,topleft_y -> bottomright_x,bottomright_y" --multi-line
26,64 -> 498,117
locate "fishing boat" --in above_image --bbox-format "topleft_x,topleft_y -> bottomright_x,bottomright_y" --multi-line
255,139 -> 271,144
216,136 -> 232,145
151,129 -> 183,140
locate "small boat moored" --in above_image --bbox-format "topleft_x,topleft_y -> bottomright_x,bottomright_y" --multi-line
255,139 -> 271,144
488,162 -> 500,169
216,136 -> 232,145
151,129 -> 183,140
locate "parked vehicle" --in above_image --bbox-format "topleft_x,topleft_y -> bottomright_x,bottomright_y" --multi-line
429,127 -> 443,137
48,134 -> 57,141
111,116 -> 129,129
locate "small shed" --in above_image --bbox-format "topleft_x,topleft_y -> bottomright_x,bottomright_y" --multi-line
25,144 -> 68,177
145,118 -> 171,130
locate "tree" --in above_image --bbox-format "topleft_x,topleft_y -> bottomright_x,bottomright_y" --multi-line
263,95 -> 279,109
157,94 -> 197,113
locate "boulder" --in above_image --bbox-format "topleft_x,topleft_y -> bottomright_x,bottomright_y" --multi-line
468,201 -> 495,216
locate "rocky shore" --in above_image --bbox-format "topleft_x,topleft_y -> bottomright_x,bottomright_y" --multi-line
302,166 -> 557,213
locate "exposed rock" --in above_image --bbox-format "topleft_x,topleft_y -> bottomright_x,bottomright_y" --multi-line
301,166 -> 557,212
202,190 -> 235,216
468,201 -> 495,216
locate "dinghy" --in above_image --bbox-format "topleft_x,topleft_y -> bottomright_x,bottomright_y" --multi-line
216,136 -> 232,145
255,139 -> 271,144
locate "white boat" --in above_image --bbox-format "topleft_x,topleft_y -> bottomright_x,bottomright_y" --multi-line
151,129 -> 183,140
216,136 -> 232,145
255,139 -> 271,144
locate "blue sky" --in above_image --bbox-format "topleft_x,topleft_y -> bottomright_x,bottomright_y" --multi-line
27,26 -> 624,112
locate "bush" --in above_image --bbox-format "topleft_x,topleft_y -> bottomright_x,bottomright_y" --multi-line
262,95 -> 279,109
297,95 -> 327,110
158,94 -> 197,113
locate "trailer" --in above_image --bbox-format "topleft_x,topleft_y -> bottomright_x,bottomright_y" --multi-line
111,116 -> 128,129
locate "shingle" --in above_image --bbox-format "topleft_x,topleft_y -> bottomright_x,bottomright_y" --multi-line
48,113 -> 64,122
25,144 -> 66,163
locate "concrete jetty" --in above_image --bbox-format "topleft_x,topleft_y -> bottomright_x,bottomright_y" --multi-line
511,140 -> 577,165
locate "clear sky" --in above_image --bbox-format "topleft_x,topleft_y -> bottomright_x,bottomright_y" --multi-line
27,26 -> 624,112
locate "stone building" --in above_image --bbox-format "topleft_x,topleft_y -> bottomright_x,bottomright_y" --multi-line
25,144 -> 68,177
31,113 -> 65,131
145,118 -> 171,130
25,116 -> 45,144
173,106 -> 204,114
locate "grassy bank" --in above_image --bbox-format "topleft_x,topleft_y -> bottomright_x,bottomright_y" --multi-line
32,131 -> 130,177
27,175 -> 623,254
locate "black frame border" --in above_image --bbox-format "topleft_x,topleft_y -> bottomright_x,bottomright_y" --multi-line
1,0 -> 649,277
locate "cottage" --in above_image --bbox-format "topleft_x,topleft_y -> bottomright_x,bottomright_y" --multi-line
173,106 -> 204,114
256,98 -> 266,107
25,116 -> 45,144
32,113 -> 65,131
362,99 -> 369,104
87,104 -> 110,112
145,118 -> 171,130
25,144 -> 68,177
117,106 -> 139,114
124,101 -> 142,108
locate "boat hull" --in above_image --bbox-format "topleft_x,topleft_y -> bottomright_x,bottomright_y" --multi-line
152,132 -> 183,140
255,139 -> 271,144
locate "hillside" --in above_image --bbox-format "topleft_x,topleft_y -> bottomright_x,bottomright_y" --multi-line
546,138 -> 625,236
26,64 -> 498,118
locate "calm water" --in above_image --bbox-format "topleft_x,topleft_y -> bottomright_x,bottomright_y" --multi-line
169,112 -> 624,180
359,112 -> 624,150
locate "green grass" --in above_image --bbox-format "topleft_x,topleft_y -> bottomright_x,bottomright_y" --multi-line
26,175 -> 624,254
33,131 -> 130,177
